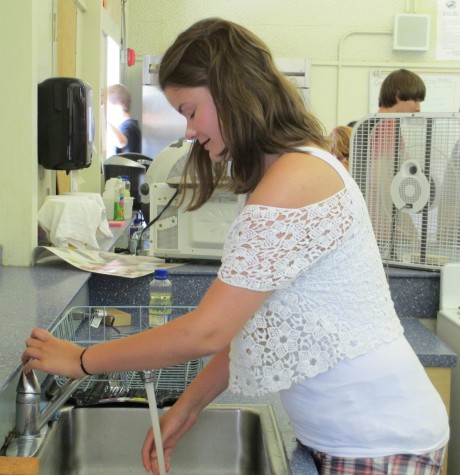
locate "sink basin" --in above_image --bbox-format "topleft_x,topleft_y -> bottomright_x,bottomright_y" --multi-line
37,403 -> 291,474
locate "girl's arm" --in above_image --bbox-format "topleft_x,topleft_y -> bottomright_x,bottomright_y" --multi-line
22,278 -> 270,378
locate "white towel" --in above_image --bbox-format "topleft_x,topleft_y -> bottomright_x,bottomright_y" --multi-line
38,194 -> 113,250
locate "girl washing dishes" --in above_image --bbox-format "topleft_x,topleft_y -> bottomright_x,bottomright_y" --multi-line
23,18 -> 448,475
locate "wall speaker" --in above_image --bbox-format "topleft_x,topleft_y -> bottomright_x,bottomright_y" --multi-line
393,14 -> 430,51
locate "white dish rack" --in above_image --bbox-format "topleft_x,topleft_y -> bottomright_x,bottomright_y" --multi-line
50,305 -> 203,405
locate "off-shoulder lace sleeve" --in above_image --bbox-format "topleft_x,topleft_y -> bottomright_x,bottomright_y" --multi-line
218,188 -> 354,291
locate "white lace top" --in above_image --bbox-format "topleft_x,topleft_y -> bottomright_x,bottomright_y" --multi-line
218,147 -> 403,396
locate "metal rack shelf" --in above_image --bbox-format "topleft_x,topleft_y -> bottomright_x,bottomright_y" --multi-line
51,305 -> 202,406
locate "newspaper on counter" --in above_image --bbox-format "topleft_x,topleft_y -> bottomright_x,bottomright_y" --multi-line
32,246 -> 183,278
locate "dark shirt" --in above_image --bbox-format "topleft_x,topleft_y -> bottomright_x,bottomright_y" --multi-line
116,118 -> 141,154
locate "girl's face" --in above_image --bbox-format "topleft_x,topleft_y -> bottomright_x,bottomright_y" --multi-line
165,86 -> 225,162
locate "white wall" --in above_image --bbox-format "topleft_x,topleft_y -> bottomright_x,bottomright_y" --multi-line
0,2 -> 120,266
0,1 -> 43,265
37,0 -> 56,205
126,0 -> 460,133
2,1 -> 459,266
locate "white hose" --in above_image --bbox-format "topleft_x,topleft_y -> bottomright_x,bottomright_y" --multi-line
145,383 -> 167,475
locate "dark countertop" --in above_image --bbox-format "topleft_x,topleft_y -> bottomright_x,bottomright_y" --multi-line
88,263 -> 441,315
401,317 -> 456,367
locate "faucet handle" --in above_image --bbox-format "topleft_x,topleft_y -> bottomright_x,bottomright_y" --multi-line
16,369 -> 40,398
15,370 -> 41,439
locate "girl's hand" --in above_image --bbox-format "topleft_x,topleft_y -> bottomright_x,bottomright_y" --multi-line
22,328 -> 85,379
142,402 -> 199,474
142,347 -> 231,473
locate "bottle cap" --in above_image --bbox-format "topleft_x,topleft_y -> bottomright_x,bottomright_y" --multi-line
154,269 -> 169,279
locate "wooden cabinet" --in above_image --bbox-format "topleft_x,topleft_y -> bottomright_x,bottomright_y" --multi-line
425,367 -> 451,475
0,457 -> 39,475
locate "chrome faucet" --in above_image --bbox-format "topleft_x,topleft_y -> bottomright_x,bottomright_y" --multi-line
6,369 -> 90,457
140,369 -> 155,384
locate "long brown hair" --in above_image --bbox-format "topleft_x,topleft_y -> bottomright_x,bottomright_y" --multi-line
159,18 -> 327,210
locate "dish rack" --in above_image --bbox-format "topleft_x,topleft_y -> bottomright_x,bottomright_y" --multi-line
50,305 -> 203,406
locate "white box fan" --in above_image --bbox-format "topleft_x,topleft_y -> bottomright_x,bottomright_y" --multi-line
350,112 -> 460,270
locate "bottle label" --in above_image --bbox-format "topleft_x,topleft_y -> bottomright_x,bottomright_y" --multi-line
149,292 -> 172,327
113,191 -> 125,221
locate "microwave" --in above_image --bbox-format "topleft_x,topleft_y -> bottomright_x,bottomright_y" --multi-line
143,139 -> 239,261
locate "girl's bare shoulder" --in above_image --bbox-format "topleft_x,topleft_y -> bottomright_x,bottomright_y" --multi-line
248,151 -> 344,209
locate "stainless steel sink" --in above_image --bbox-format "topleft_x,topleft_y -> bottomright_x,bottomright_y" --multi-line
37,403 -> 292,474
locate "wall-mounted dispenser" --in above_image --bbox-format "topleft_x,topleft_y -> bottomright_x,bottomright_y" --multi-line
38,77 -> 94,170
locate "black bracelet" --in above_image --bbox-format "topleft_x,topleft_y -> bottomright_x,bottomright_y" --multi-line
79,347 -> 93,376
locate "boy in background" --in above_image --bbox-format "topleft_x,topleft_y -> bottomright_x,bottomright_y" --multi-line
106,83 -> 141,154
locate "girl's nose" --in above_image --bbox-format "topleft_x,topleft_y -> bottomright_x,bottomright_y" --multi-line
185,126 -> 196,140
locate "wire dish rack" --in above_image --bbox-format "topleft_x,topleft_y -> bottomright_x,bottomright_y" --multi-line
50,305 -> 203,407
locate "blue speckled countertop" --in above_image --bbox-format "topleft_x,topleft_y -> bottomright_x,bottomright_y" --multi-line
0,261 -> 90,393
0,230 -> 456,474
0,223 -> 129,393
401,317 -> 456,367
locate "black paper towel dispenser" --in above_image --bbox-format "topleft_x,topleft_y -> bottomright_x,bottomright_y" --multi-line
38,77 -> 94,170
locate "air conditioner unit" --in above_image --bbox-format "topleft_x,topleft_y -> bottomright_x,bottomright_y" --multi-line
350,112 -> 460,270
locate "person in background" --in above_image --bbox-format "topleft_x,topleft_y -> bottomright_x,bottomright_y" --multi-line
106,83 -> 142,154
22,18 -> 448,475
366,69 -> 426,245
378,68 -> 426,113
346,68 -> 425,183
328,125 -> 352,170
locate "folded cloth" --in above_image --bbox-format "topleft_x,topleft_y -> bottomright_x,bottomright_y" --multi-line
62,192 -> 113,238
38,194 -> 113,250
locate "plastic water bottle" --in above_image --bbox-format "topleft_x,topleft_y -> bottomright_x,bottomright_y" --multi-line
149,269 -> 172,327
129,212 -> 145,255
122,175 -> 131,198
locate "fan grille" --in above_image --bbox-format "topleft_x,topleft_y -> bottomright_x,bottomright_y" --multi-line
350,112 -> 460,270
